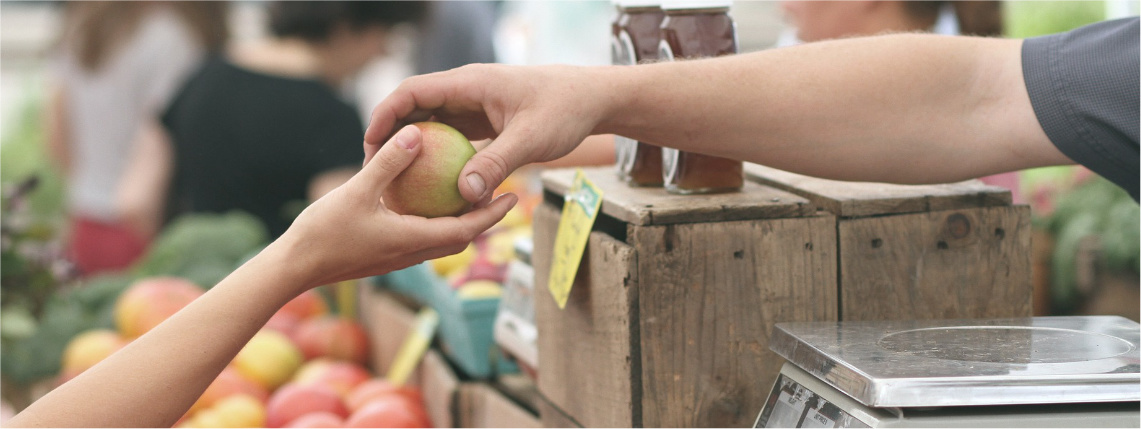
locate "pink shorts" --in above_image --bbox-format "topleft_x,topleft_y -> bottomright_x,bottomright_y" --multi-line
67,216 -> 148,276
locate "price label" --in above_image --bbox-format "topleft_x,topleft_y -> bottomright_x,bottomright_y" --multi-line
548,170 -> 603,309
386,307 -> 439,386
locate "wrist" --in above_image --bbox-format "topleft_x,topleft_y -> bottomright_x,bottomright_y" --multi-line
255,236 -> 318,297
593,64 -> 649,137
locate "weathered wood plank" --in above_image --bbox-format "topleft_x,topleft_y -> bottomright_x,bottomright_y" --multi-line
635,216 -> 839,428
533,203 -> 640,428
744,163 -> 1012,218
542,167 -> 814,226
457,383 -> 541,428
358,286 -> 416,376
419,351 -> 460,429
536,392 -> 584,428
838,206 -> 1033,320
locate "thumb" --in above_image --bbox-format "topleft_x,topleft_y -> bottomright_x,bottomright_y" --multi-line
458,126 -> 532,202
356,124 -> 422,197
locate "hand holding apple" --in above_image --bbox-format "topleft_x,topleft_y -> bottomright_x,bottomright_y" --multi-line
363,64 -> 612,203
271,124 -> 518,292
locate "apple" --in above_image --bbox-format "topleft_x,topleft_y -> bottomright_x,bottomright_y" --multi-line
344,379 -> 423,413
457,256 -> 507,285
277,290 -> 329,321
345,396 -> 429,428
183,409 -> 226,428
456,280 -> 503,300
188,367 -> 269,416
293,316 -> 370,365
265,383 -> 349,428
114,277 -> 203,338
429,243 -> 475,277
60,329 -> 127,381
292,358 -> 372,397
209,394 -> 267,428
283,412 -> 345,428
263,311 -> 302,337
233,331 -> 304,390
382,122 -> 476,218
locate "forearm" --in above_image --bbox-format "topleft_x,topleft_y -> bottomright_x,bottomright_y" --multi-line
9,243 -> 309,428
600,34 -> 1063,184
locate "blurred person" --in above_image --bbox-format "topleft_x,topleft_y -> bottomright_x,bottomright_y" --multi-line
415,1 -> 499,75
778,1 -> 1023,201
45,1 -> 228,275
118,1 -> 426,240
10,125 -> 520,428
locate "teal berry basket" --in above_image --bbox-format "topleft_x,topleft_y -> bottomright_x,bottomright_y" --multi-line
371,263 -> 517,379
371,262 -> 447,308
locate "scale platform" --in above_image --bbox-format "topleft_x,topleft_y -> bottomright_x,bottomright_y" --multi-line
755,316 -> 1141,428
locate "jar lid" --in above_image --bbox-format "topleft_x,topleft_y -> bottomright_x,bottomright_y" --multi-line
661,0 -> 732,10
617,0 -> 662,8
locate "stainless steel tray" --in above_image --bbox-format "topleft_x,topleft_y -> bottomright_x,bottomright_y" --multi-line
770,316 -> 1140,408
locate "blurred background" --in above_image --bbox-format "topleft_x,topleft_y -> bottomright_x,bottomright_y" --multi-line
0,0 -> 1137,420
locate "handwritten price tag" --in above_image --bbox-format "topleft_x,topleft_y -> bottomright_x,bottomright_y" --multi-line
548,169 -> 604,309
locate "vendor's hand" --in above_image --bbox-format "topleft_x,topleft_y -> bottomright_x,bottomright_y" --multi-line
364,64 -> 614,203
276,125 -> 518,291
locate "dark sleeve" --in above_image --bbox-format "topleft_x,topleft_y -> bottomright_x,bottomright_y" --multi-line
311,102 -> 367,174
1022,17 -> 1140,201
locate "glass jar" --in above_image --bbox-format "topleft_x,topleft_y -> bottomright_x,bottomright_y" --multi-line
613,1 -> 666,186
659,0 -> 743,194
611,1 -> 633,176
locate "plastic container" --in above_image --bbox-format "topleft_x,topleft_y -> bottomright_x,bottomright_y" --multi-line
371,264 -> 517,379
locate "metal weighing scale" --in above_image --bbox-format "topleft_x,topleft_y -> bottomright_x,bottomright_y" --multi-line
754,316 -> 1140,428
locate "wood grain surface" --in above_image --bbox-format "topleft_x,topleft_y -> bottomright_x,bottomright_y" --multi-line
744,163 -> 1012,218
533,203 -> 641,428
542,167 -> 814,226
838,205 -> 1033,320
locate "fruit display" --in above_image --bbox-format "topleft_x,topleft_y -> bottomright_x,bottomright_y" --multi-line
57,281 -> 433,428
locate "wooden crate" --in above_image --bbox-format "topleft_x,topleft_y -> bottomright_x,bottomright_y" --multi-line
744,164 -> 1033,320
456,382 -> 541,428
533,167 -> 838,428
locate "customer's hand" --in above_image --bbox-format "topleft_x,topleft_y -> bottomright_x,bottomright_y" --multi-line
364,64 -> 615,204
279,124 -> 518,292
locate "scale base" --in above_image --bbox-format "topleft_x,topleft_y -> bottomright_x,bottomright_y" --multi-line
755,364 -> 1140,428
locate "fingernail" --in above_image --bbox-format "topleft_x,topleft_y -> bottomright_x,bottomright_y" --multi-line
394,125 -> 419,150
466,173 -> 486,198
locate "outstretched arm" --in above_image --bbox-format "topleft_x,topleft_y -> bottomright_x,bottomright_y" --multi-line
365,33 -> 1071,203
9,125 -> 518,428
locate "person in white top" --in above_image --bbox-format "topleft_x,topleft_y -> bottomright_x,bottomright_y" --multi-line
46,2 -> 228,275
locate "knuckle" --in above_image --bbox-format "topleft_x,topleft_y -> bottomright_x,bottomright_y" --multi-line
478,150 -> 511,183
375,151 -> 407,175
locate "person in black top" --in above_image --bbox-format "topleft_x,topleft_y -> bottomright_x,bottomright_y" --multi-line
121,1 -> 426,238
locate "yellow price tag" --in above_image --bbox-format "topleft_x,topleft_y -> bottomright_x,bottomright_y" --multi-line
386,307 -> 438,386
548,169 -> 604,309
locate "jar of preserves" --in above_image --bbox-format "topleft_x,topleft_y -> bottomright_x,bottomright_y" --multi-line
613,1 -> 666,186
658,0 -> 743,194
